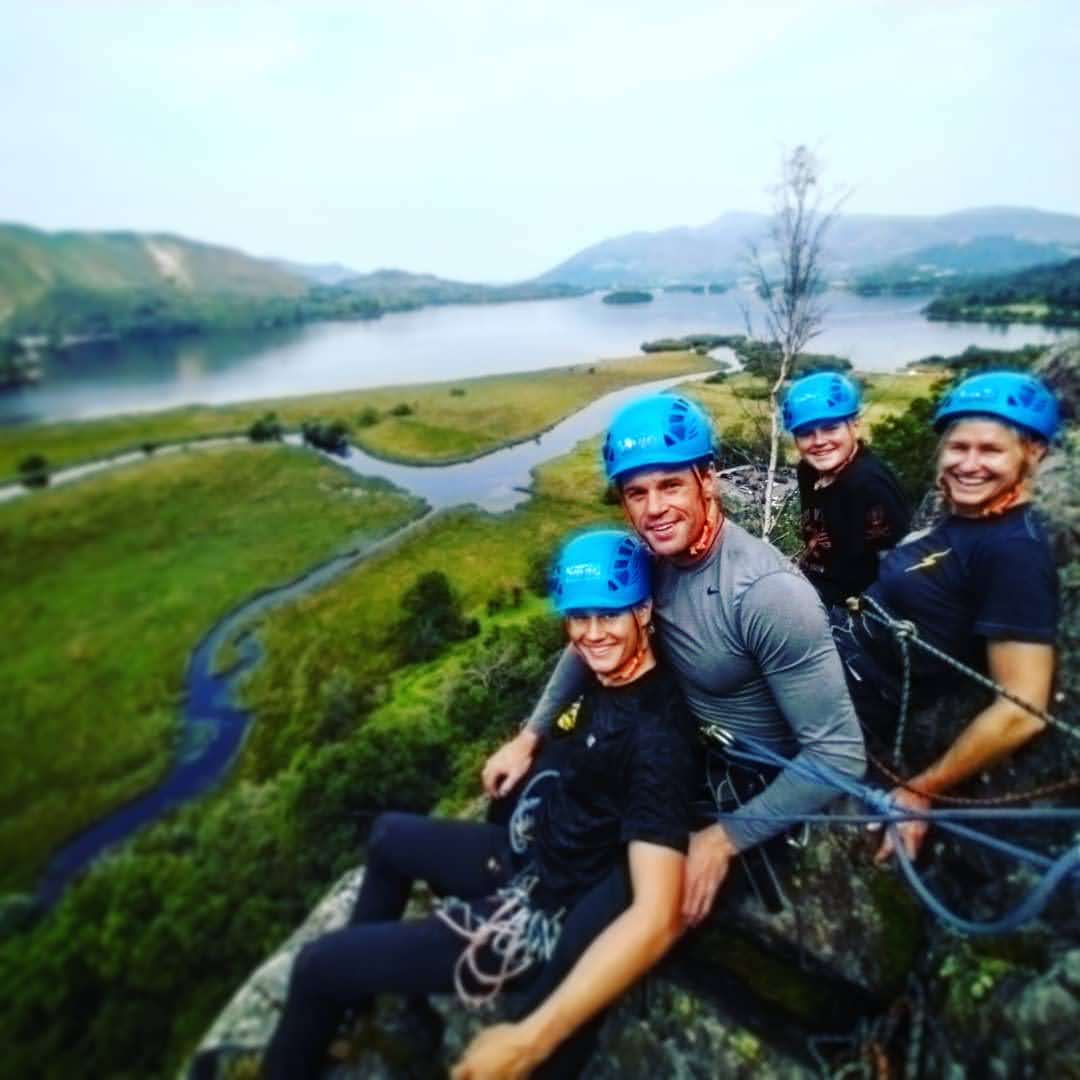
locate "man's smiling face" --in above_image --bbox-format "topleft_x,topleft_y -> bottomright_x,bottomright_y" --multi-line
618,465 -> 714,559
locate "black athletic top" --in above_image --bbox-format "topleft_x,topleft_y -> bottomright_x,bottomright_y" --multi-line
838,505 -> 1058,704
797,446 -> 911,610
529,665 -> 698,906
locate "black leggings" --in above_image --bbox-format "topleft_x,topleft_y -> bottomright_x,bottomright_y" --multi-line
263,811 -> 628,1079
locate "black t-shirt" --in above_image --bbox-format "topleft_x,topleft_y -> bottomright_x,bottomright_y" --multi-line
842,505 -> 1058,703
797,446 -> 911,610
529,665 -> 698,907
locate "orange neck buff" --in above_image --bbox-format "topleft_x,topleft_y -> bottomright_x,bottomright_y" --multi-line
595,628 -> 655,687
937,475 -> 1030,519
686,494 -> 724,561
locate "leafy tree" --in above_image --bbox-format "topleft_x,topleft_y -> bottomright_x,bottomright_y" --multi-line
525,544 -> 557,597
870,386 -> 948,502
396,571 -> 475,662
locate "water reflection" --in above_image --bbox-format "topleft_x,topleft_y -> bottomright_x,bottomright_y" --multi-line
1,292 -> 1067,426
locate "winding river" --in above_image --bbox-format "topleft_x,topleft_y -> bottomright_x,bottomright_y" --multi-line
34,371 -> 710,906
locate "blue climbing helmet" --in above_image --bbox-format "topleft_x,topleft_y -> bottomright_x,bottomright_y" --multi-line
549,529 -> 652,615
933,371 -> 1060,442
781,371 -> 861,435
602,393 -> 716,483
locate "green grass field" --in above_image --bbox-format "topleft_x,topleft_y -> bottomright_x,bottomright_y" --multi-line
0,350 -> 714,479
0,445 -> 424,891
0,362 -> 936,891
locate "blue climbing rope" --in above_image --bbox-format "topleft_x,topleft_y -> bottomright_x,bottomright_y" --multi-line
701,721 -> 1080,936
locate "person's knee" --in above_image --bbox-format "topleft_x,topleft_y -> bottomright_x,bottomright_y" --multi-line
289,938 -> 336,1000
367,810 -> 414,863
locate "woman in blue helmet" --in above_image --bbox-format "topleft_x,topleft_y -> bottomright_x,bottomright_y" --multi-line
783,371 -> 911,608
263,529 -> 698,1080
830,370 -> 1060,862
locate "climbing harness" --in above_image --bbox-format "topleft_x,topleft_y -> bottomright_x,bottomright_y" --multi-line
704,750 -> 794,915
434,872 -> 564,1009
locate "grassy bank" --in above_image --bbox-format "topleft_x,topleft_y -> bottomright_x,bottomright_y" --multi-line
0,445 -> 424,891
0,350 -> 714,480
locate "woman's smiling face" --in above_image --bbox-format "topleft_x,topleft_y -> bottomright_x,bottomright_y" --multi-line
936,418 -> 1038,515
565,603 -> 651,676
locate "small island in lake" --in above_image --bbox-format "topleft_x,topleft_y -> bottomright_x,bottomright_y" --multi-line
602,289 -> 653,305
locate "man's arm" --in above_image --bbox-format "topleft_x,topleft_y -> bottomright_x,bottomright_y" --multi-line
451,841 -> 684,1080
481,646 -> 589,798
682,571 -> 865,924
876,640 -> 1053,862
721,569 -> 866,852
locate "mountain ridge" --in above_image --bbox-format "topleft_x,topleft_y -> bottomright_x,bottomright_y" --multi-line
537,206 -> 1080,288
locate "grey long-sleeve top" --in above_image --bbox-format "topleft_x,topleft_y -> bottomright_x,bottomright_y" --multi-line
527,519 -> 866,851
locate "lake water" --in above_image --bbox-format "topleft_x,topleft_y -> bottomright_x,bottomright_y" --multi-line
1,290 -> 1068,426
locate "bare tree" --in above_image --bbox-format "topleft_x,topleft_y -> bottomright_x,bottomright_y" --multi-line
745,145 -> 842,538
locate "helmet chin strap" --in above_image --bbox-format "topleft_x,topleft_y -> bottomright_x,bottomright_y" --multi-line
685,466 -> 724,560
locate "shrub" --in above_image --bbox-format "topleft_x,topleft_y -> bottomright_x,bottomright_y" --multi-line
300,418 -> 349,455
870,392 -> 945,503
396,570 -> 474,663
17,454 -> 49,489
389,403 -> 414,418
355,406 -> 380,428
248,412 -> 284,443
525,544 -> 558,597
450,388 -> 466,397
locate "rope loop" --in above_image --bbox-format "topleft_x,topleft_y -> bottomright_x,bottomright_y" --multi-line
434,871 -> 564,1010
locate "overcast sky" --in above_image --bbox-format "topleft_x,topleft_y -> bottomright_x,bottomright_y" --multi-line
3,1 -> 1077,281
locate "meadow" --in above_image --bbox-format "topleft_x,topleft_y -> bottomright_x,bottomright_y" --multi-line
0,446 -> 424,891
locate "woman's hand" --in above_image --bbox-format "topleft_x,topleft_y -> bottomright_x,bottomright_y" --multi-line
481,728 -> 540,798
874,787 -> 932,863
451,1022 -> 543,1080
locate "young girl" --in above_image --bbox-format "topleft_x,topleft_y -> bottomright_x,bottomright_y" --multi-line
783,371 -> 911,609
263,528 -> 697,1079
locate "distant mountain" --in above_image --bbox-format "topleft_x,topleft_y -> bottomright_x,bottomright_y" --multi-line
536,207 -> 1080,288
0,224 -> 308,322
269,258 -> 360,286
0,227 -> 583,360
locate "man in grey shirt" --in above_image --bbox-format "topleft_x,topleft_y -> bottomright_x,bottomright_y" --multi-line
484,392 -> 865,925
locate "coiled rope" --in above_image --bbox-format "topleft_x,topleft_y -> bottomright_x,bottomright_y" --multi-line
434,872 -> 564,1009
